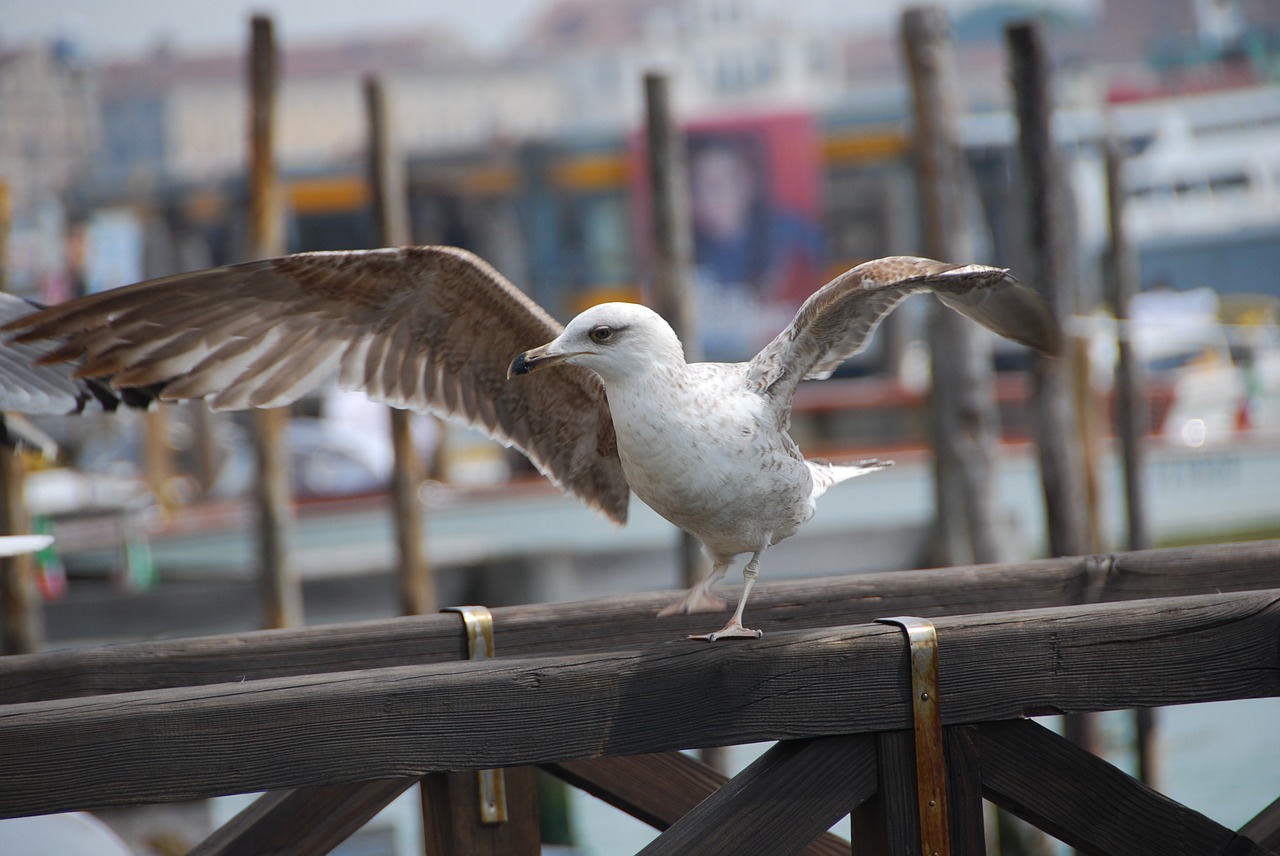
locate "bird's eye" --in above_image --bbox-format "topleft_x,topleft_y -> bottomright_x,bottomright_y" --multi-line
589,325 -> 614,343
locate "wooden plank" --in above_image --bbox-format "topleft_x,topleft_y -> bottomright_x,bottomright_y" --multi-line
421,766 -> 539,856
638,735 -> 875,856
5,540 -> 1280,704
850,730 -> 918,855
544,752 -> 724,830
850,726 -> 985,856
2,589 -> 1278,819
191,778 -> 416,855
978,719 -> 1276,856
943,725 -> 986,855
545,750 -> 854,853
1242,795 -> 1280,851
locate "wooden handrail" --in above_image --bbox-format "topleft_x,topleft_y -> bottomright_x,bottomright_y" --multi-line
2,586 -> 1278,819
4,539 -> 1278,705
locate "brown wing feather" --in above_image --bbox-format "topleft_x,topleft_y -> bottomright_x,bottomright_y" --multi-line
748,255 -> 1060,407
4,246 -> 630,523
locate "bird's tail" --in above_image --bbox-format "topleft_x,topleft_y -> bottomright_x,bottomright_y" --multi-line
807,458 -> 893,499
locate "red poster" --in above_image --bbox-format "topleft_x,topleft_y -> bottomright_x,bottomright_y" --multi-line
634,112 -> 825,360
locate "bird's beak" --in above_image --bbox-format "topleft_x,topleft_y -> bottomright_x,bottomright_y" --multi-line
508,342 -> 574,378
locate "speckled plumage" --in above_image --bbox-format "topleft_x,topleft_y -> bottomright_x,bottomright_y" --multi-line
4,247 -> 1058,640
510,255 -> 1058,639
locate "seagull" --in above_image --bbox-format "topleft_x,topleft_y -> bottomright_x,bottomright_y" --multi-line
0,292 -> 152,415
4,247 -> 1058,640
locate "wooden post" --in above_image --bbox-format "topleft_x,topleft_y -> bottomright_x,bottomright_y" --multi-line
1006,19 -> 1096,754
1104,137 -> 1158,787
421,767 -> 540,856
643,70 -> 721,771
363,75 -> 435,616
1103,139 -> 1150,554
0,436 -> 43,655
0,181 -> 44,655
1005,20 -> 1090,559
901,7 -> 1008,567
642,73 -> 707,605
246,15 -> 301,629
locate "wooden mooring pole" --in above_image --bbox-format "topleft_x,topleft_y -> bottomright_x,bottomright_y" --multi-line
0,180 -> 44,655
643,70 -> 725,772
641,73 -> 708,617
246,15 -> 301,629
362,75 -> 435,616
1005,19 -> 1097,757
1104,136 -> 1158,787
901,6 -> 1008,567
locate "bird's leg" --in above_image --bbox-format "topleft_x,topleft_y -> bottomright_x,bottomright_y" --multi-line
688,552 -> 764,642
656,557 -> 729,617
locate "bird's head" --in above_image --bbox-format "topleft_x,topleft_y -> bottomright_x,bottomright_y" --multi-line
507,302 -> 685,384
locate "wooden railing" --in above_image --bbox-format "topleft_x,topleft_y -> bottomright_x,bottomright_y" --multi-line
2,539 -> 1279,854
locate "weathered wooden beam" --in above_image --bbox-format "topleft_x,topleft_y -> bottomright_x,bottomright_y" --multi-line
850,726 -> 986,855
421,766 -> 539,856
850,729 -> 918,855
546,750 -> 853,853
5,540 -> 1280,704
190,777 -> 416,856
1,589 -> 1278,819
545,751 -> 725,831
943,725 -> 986,854
638,735 -> 874,856
978,718 -> 1277,856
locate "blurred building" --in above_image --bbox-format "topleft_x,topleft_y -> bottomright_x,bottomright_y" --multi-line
519,0 -> 845,132
95,28 -> 564,189
0,38 -> 98,222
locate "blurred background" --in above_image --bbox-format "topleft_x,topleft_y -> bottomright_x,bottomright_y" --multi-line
2,0 -> 1279,853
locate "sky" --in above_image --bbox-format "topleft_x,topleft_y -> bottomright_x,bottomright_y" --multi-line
0,0 -> 1094,60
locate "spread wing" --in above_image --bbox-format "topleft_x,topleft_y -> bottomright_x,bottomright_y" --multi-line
4,246 -> 630,523
747,256 -> 1060,405
0,292 -> 149,414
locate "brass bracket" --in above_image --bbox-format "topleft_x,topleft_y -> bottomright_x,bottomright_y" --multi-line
442,605 -> 506,824
877,616 -> 949,856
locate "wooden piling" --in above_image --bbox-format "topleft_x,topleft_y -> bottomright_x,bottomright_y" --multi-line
1006,17 -> 1097,755
641,72 -> 707,609
1103,138 -> 1150,554
901,6 -> 1008,566
1005,20 -> 1090,558
363,75 -> 434,616
0,180 -> 44,655
642,70 -> 723,771
246,15 -> 301,629
1104,135 -> 1158,787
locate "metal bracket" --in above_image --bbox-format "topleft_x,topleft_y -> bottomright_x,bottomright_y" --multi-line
442,605 -> 506,824
877,616 -> 949,856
